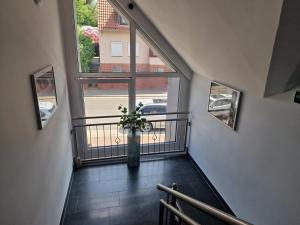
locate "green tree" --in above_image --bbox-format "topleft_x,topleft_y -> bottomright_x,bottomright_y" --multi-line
76,0 -> 97,27
79,31 -> 95,72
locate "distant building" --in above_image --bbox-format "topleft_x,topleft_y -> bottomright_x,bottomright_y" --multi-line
98,0 -> 173,74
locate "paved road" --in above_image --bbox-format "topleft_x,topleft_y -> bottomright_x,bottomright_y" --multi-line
83,91 -> 167,123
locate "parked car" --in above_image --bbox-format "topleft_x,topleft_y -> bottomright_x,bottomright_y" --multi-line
208,97 -> 232,112
39,101 -> 56,122
119,103 -> 167,133
140,103 -> 167,132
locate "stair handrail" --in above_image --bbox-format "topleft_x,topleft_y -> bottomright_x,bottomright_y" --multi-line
159,199 -> 200,225
157,183 -> 253,225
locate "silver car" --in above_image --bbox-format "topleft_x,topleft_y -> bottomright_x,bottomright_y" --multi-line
140,103 -> 167,132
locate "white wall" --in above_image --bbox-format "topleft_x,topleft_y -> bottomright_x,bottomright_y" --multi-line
0,1 -> 73,225
135,0 -> 283,96
189,75 -> 300,225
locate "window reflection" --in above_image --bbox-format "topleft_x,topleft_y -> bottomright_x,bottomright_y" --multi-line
208,82 -> 241,129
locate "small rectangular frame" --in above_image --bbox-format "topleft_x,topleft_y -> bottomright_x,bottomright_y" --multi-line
31,65 -> 58,129
208,81 -> 241,130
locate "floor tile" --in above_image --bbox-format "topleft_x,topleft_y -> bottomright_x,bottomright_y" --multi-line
63,156 -> 232,225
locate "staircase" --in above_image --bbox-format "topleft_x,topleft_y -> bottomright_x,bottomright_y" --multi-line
157,183 -> 253,225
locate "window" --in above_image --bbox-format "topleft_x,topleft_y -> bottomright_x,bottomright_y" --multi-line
127,43 -> 139,57
72,0 -> 189,156
81,80 -> 129,149
136,77 -> 180,113
75,0 -> 129,72
136,30 -> 176,73
118,15 -> 129,25
82,81 -> 129,119
111,42 -> 123,57
75,0 -> 177,74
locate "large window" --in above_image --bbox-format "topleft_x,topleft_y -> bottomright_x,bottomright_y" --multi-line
72,0 -> 188,159
74,0 -> 181,113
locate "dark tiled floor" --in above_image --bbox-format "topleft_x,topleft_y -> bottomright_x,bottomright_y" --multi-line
63,156 -> 231,225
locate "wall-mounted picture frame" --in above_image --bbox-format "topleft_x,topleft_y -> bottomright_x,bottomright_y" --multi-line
208,81 -> 241,130
31,66 -> 58,129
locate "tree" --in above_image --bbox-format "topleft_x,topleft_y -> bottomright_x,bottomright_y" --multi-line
76,0 -> 97,72
76,0 -> 97,27
79,31 -> 96,72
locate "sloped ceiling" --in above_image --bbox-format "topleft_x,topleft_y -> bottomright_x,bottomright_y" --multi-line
135,0 -> 283,96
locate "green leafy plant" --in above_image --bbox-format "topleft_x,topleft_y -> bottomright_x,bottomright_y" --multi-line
75,0 -> 97,72
76,0 -> 97,27
118,103 -> 147,133
78,30 -> 95,72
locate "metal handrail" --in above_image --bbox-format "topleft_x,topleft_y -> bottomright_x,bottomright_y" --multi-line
160,199 -> 200,225
72,111 -> 190,120
73,118 -> 189,128
157,184 -> 253,225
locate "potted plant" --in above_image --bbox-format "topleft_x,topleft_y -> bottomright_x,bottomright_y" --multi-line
118,103 -> 147,167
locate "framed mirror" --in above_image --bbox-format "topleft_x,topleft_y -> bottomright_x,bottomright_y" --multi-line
208,81 -> 241,130
31,66 -> 58,129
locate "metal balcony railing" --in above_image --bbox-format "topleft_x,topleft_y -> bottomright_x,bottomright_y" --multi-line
72,112 -> 190,163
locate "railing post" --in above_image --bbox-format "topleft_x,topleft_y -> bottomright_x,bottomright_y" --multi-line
170,183 -> 178,206
73,127 -> 82,168
159,201 -> 165,225
169,183 -> 178,224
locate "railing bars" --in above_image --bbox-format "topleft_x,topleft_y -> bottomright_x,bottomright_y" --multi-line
157,184 -> 253,225
72,111 -> 190,121
72,112 -> 189,162
159,199 -> 201,225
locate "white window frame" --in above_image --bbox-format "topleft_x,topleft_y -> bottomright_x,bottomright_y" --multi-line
111,41 -> 123,57
72,0 -> 191,114
61,0 -> 193,158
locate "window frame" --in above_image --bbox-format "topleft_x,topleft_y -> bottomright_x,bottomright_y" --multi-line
74,0 -> 185,113
75,6 -> 179,77
110,41 -> 123,57
118,15 -> 129,25
127,42 -> 139,57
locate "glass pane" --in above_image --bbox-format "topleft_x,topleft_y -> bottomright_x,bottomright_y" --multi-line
75,0 -> 130,73
136,30 -> 176,73
136,77 -> 180,144
82,80 -> 129,152
136,77 -> 179,109
82,81 -> 129,122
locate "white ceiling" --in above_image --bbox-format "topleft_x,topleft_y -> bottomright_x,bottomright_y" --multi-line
135,0 -> 283,96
